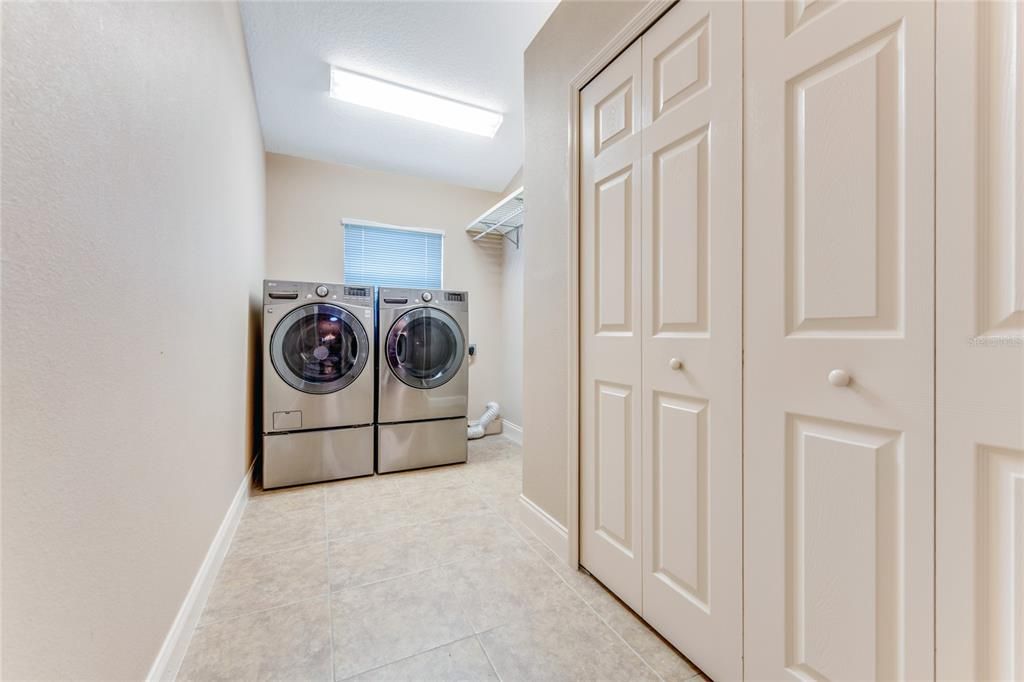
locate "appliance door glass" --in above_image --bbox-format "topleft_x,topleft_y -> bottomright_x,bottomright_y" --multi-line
271,304 -> 368,394
386,307 -> 465,389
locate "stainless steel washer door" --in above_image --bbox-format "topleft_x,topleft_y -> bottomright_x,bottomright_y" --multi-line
271,303 -> 368,394
385,307 -> 465,389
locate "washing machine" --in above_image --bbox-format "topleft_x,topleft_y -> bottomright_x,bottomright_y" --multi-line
262,280 -> 375,488
376,287 -> 469,473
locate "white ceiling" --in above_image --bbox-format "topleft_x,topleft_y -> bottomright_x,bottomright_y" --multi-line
239,1 -> 558,192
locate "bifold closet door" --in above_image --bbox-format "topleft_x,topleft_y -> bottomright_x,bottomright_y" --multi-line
639,2 -> 742,681
936,3 -> 1024,679
581,2 -> 742,676
580,39 -> 644,612
743,1 -> 935,680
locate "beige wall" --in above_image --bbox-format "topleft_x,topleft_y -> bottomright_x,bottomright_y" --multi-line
522,1 -> 669,526
265,153 -> 505,419
1,2 -> 265,679
500,169 -> 524,428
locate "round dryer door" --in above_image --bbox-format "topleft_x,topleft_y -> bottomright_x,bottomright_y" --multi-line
386,307 -> 465,389
271,303 -> 368,394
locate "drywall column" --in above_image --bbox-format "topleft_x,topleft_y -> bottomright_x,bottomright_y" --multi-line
1,2 -> 265,677
522,1 -> 671,533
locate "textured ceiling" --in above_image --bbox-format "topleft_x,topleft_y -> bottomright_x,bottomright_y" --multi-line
239,1 -> 558,192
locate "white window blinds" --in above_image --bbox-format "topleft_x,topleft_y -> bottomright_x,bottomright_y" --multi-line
343,222 -> 443,289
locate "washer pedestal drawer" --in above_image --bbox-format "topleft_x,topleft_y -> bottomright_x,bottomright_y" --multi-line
377,418 -> 467,473
263,425 -> 373,488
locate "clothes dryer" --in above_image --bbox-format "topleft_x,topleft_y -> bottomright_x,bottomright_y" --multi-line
376,287 -> 469,473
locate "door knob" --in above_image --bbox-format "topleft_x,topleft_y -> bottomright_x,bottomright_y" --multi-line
669,358 -> 683,371
828,369 -> 851,387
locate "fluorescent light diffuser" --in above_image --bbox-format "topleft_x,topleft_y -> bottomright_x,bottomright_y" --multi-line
329,67 -> 503,138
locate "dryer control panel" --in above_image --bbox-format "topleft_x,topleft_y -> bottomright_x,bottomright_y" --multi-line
377,287 -> 469,312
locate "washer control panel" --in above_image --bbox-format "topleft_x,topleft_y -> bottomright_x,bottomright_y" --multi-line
264,280 -> 369,306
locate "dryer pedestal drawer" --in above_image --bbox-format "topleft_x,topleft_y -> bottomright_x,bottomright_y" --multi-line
263,425 -> 373,488
377,418 -> 467,473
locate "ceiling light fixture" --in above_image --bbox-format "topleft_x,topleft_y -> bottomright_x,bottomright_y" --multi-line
329,67 -> 503,138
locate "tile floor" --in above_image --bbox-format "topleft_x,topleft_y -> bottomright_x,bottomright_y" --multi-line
176,435 -> 706,681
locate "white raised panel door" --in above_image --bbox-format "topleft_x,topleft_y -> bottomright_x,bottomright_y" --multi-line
936,3 -> 1024,679
744,2 -> 935,680
639,2 -> 742,680
580,40 -> 644,611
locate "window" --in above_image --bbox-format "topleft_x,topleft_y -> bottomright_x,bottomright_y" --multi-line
343,221 -> 443,288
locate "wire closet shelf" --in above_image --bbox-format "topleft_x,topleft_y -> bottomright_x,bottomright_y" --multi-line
465,186 -> 523,248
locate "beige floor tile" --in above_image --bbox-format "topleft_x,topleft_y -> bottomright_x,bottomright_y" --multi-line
201,542 -> 328,626
325,492 -> 419,540
524,541 -> 623,610
446,543 -> 585,633
399,483 -> 488,522
507,515 -> 557,556
386,463 -> 468,493
328,524 -> 440,591
229,502 -> 326,558
348,636 -> 498,682
248,482 -> 324,514
177,597 -> 332,682
570,572 -> 623,610
323,474 -> 400,505
465,448 -> 520,469
179,435 -> 707,682
474,487 -> 521,521
463,466 -> 521,494
421,511 -> 526,565
466,435 -> 519,461
477,597 -> 658,682
590,595 -> 703,681
331,566 -> 474,679
502,511 -> 536,544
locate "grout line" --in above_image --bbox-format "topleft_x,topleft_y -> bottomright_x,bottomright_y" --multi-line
474,633 -> 504,682
336,633 -> 491,682
329,558 -> 464,596
223,535 -> 329,562
193,593 -> 332,630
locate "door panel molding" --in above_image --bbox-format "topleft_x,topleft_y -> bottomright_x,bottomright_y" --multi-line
936,2 -> 1024,679
785,414 -> 904,681
785,21 -> 905,337
580,38 -> 645,613
640,2 -> 743,680
744,1 -> 934,679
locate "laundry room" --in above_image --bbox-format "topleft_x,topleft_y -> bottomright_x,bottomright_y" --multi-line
262,152 -> 516,453
3,0 -> 1023,680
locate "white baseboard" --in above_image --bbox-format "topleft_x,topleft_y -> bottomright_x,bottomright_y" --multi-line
147,462 -> 254,681
501,419 -> 523,445
519,494 -> 569,564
